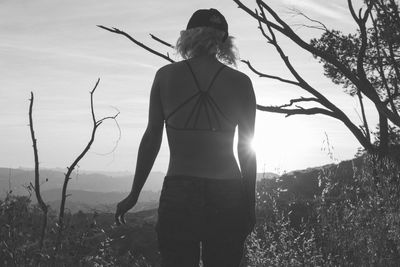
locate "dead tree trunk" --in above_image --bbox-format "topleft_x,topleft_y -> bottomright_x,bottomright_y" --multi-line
28,92 -> 48,250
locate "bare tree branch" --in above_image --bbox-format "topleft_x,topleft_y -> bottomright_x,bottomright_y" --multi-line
257,104 -> 336,118
291,24 -> 327,32
377,1 -> 400,96
348,0 -> 373,88
277,97 -> 320,108
93,106 -> 122,156
356,89 -> 371,142
287,8 -> 330,32
371,13 -> 399,118
348,0 -> 361,23
241,59 -> 299,85
28,92 -> 48,251
236,0 -> 400,127
97,25 -> 175,63
253,1 -> 375,152
149,33 -> 174,48
97,2 -> 379,153
55,78 -> 119,256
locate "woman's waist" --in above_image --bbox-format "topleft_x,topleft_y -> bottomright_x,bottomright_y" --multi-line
164,174 -> 242,184
168,153 -> 239,169
167,158 -> 241,180
161,174 -> 245,198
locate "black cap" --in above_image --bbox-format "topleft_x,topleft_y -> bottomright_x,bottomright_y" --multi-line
186,8 -> 228,42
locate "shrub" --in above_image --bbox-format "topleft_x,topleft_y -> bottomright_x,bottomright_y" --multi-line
246,154 -> 400,266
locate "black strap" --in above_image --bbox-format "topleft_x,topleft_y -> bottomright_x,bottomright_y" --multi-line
165,91 -> 200,121
185,61 -> 226,93
165,61 -> 232,130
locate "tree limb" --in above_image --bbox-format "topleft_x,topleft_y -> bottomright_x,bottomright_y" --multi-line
257,104 -> 337,118
253,1 -> 375,153
235,0 -> 400,132
235,0 -> 400,127
371,12 -> 399,118
277,97 -> 320,108
28,92 -> 48,251
150,33 -> 174,48
97,4 -> 376,153
356,89 -> 371,142
97,25 -> 175,63
55,78 -> 119,256
241,59 -> 299,85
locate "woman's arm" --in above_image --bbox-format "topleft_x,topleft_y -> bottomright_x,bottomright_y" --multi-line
115,70 -> 164,225
237,75 -> 257,233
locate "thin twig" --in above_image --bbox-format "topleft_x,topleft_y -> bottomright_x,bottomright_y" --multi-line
287,8 -> 330,32
149,34 -> 174,48
93,106 -> 122,156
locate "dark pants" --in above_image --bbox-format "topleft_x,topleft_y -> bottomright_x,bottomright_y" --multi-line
156,175 -> 249,267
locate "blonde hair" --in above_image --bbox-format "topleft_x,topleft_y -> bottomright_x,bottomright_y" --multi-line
175,27 -> 238,66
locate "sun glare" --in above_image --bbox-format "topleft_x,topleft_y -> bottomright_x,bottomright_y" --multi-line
250,138 -> 257,152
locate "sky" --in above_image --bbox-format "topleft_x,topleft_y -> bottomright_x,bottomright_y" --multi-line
0,0 -> 376,175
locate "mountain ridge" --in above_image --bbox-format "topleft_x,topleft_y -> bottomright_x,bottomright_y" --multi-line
1,167 -> 278,197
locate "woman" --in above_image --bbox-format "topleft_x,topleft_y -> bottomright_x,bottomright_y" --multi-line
115,8 -> 256,267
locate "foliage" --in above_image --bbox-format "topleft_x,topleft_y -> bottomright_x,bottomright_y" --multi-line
309,0 -> 400,154
316,154 -> 400,265
0,195 -> 44,266
3,154 -> 400,266
0,196 -> 156,266
246,154 -> 400,266
245,194 -> 328,266
230,0 -> 400,156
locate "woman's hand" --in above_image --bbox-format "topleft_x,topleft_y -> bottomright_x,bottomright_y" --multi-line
115,192 -> 139,226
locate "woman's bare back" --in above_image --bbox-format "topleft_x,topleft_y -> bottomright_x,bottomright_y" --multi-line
157,57 -> 253,179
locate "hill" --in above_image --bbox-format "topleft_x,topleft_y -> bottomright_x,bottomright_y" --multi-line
1,167 -> 277,197
0,168 -> 165,197
40,189 -> 160,213
0,167 -> 278,213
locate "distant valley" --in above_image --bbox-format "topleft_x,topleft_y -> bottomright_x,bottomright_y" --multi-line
0,167 -> 278,213
0,167 -> 165,196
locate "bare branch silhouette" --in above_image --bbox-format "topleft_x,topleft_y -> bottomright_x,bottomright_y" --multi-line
98,0 -> 400,156
276,97 -> 320,108
240,60 -> 299,85
28,92 -> 48,250
150,33 -> 175,48
257,104 -> 336,118
286,8 -> 330,32
234,0 -> 400,130
252,2 -> 375,152
93,106 -> 122,156
55,78 -> 120,256
97,25 -> 175,63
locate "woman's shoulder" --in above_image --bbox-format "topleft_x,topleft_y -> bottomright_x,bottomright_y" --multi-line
156,60 -> 186,74
223,65 -> 252,83
220,66 -> 253,96
155,60 -> 253,89
153,61 -> 188,83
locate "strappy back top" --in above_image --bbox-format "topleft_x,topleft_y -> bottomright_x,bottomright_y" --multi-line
165,61 -> 236,133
